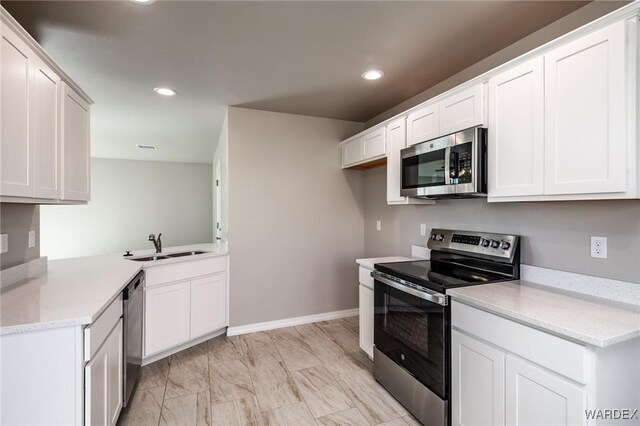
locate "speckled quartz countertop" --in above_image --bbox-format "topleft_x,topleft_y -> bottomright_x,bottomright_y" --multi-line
448,280 -> 640,348
0,243 -> 228,335
356,256 -> 412,270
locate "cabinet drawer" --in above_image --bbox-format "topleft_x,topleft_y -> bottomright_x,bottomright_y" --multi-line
358,267 -> 374,289
451,301 -> 588,384
84,295 -> 122,362
145,256 -> 227,287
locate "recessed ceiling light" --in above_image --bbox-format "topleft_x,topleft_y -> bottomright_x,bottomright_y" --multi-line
361,70 -> 384,80
153,87 -> 176,96
130,0 -> 155,4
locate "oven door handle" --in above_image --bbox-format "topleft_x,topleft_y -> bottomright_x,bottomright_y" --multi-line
371,271 -> 448,306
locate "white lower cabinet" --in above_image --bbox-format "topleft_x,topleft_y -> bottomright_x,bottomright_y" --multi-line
85,319 -> 123,426
191,273 -> 227,338
506,354 -> 586,426
451,300 -> 640,426
144,256 -> 229,359
144,280 -> 191,357
358,283 -> 374,358
451,329 -> 505,426
358,266 -> 375,358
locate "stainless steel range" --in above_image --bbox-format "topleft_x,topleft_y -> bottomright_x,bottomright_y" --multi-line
371,229 -> 520,426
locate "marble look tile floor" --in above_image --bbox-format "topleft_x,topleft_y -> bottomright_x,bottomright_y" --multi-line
118,316 -> 420,426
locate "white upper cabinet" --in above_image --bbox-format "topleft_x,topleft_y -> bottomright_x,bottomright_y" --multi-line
33,59 -> 61,199
341,127 -> 385,169
386,118 -> 407,204
0,9 -> 92,203
61,83 -> 91,201
1,25 -> 33,197
342,136 -> 363,168
407,103 -> 440,146
439,83 -> 484,136
363,127 -> 385,159
488,56 -> 544,197
544,20 -> 627,196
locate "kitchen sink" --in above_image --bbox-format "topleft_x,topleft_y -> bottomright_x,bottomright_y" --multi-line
165,250 -> 208,258
127,255 -> 170,262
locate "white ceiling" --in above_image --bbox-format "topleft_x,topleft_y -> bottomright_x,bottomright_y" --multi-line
4,1 -> 589,163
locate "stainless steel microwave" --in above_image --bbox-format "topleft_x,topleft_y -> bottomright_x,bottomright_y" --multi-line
400,126 -> 487,199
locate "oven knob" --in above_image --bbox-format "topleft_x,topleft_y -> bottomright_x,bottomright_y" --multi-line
431,234 -> 437,241
490,240 -> 500,248
401,354 -> 405,361
501,241 -> 511,250
436,234 -> 445,242
480,238 -> 490,247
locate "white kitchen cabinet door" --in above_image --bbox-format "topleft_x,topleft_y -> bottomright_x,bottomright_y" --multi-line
506,354 -> 586,426
145,281 -> 191,356
363,127 -> 385,159
342,137 -> 364,168
544,20 -> 627,196
386,117 -> 407,204
61,83 -> 91,201
1,26 -> 33,197
452,329 -> 505,426
107,320 -> 123,426
33,59 -> 61,199
85,319 -> 123,426
440,84 -> 484,136
488,56 -> 544,198
358,284 -> 374,359
191,273 -> 227,338
407,103 -> 440,146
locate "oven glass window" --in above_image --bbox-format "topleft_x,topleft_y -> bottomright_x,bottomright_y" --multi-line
374,281 -> 447,399
402,150 -> 446,189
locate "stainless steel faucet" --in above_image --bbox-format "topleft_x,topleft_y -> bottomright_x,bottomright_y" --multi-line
148,233 -> 162,253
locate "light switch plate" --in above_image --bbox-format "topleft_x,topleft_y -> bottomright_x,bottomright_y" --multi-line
376,220 -> 382,231
28,231 -> 36,248
1,234 -> 8,254
420,224 -> 427,236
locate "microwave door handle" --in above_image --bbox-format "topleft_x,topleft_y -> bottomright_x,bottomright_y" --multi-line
444,147 -> 451,185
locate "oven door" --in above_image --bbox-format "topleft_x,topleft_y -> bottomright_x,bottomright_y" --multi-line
400,134 -> 454,198
373,273 -> 449,400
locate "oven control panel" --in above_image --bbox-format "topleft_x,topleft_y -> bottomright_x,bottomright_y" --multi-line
428,229 -> 519,262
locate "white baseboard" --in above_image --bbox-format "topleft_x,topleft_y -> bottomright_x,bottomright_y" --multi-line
227,308 -> 359,336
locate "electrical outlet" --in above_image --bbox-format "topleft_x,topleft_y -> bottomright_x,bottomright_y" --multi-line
1,234 -> 7,254
28,230 -> 36,248
591,236 -> 607,259
420,224 -> 427,236
376,220 -> 382,231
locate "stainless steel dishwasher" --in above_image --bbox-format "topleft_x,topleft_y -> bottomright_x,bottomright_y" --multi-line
123,271 -> 144,407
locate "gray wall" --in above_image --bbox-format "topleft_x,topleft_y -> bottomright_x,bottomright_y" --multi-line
40,158 -> 213,259
228,107 -> 364,327
364,167 -> 640,284
0,204 -> 40,269
365,1 -> 628,128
